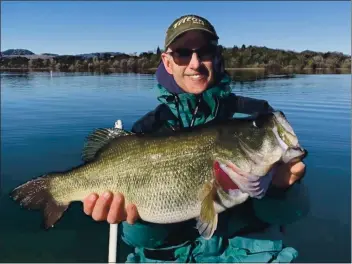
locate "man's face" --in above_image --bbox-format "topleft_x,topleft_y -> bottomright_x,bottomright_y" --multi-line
161,30 -> 217,94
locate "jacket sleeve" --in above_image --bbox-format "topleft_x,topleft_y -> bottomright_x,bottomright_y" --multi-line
131,106 -> 162,134
224,94 -> 275,115
131,104 -> 177,134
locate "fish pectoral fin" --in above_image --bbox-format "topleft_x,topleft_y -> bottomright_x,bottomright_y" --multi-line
196,213 -> 218,240
82,128 -> 134,162
196,181 -> 218,240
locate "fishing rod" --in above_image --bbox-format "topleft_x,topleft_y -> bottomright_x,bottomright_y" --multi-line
108,119 -> 123,263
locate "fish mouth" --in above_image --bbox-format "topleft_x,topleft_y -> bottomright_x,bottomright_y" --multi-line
214,161 -> 267,199
282,146 -> 308,163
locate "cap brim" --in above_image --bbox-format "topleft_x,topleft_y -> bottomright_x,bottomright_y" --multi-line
165,27 -> 219,49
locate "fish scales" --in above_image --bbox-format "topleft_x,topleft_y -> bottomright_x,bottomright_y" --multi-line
50,129 -> 218,223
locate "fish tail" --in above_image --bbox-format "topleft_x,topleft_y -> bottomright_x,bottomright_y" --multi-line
9,174 -> 69,229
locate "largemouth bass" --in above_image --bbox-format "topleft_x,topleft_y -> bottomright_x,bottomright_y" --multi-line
10,111 -> 307,239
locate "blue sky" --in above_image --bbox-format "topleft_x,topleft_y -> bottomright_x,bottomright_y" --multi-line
1,1 -> 351,55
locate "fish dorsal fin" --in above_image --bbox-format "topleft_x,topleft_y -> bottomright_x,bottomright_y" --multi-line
82,128 -> 133,162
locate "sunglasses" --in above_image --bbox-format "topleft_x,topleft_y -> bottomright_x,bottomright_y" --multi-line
167,45 -> 217,65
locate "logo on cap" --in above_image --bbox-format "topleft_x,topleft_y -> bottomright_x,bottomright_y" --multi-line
173,16 -> 206,29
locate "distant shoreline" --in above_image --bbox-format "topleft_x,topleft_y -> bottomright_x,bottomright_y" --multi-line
2,45 -> 351,75
1,67 -> 351,74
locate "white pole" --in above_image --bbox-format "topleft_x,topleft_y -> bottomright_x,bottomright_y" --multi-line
108,223 -> 118,263
108,119 -> 123,263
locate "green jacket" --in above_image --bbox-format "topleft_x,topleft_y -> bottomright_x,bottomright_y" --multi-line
117,73 -> 309,262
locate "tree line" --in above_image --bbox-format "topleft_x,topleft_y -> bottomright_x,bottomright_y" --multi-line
1,45 -> 350,73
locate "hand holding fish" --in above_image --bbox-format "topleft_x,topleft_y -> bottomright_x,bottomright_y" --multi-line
83,191 -> 139,224
272,161 -> 306,189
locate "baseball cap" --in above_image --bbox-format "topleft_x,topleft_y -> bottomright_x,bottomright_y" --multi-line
164,14 -> 219,49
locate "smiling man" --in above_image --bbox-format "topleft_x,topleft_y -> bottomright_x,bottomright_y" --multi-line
162,31 -> 217,94
83,14 -> 307,262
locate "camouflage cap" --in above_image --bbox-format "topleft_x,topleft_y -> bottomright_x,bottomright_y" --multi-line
164,14 -> 219,49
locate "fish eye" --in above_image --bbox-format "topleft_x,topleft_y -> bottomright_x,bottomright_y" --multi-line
252,118 -> 265,128
252,113 -> 274,129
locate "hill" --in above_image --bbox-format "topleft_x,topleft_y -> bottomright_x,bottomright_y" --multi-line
41,53 -> 59,56
1,49 -> 124,59
1,49 -> 34,56
75,52 -> 123,59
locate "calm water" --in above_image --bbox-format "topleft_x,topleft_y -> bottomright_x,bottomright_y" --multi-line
1,72 -> 350,262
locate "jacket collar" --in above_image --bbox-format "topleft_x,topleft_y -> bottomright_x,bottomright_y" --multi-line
155,62 -> 185,94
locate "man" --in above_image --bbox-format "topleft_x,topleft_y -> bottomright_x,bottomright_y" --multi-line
83,14 -> 307,262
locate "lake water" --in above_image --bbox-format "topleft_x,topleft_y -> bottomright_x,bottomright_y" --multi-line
1,72 -> 350,262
